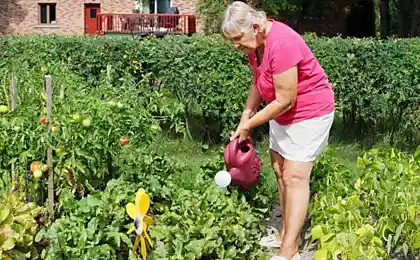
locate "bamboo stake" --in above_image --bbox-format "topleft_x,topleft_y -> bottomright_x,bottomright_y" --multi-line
10,75 -> 17,112
45,74 -> 54,223
2,77 -> 9,108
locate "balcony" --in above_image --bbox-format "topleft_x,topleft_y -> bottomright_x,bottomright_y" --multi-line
97,13 -> 196,36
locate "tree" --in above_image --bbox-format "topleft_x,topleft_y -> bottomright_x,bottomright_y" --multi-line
379,0 -> 390,37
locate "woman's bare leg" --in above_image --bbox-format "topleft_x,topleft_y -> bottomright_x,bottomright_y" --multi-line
279,159 -> 313,259
270,150 -> 286,243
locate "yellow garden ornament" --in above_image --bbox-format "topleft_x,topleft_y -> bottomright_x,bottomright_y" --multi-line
126,188 -> 153,259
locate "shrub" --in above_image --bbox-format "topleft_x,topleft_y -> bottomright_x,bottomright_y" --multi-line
0,34 -> 418,145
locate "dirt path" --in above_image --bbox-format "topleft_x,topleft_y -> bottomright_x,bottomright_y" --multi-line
262,204 -> 315,260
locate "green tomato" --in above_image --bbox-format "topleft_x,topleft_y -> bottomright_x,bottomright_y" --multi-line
56,145 -> 64,154
41,164 -> 49,172
82,118 -> 92,128
33,169 -> 43,179
0,105 -> 9,114
52,126 -> 60,133
40,66 -> 49,74
72,113 -> 83,123
41,93 -> 47,102
151,124 -> 162,132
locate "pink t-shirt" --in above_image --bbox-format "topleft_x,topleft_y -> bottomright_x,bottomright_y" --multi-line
248,20 -> 335,125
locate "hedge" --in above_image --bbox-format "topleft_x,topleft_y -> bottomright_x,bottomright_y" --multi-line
0,34 -> 419,145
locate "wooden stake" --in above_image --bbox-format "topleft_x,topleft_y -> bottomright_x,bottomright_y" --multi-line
45,74 -> 54,223
106,64 -> 112,87
11,163 -> 15,186
60,85 -> 65,100
10,75 -> 17,112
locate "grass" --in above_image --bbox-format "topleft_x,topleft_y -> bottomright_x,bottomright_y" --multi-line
148,131 -> 366,202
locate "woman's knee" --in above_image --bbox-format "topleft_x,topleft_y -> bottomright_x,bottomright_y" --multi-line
281,160 -> 313,187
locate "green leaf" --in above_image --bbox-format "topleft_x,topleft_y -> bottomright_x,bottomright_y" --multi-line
314,249 -> 328,260
402,243 -> 409,257
4,249 -> 29,260
408,205 -> 416,220
320,233 -> 335,246
185,239 -> 205,257
0,207 -> 10,224
372,236 -> 383,247
414,145 -> 420,161
34,228 -> 46,243
387,234 -> 393,254
394,222 -> 404,244
414,232 -> 420,249
311,225 -> 324,241
1,235 -> 15,251
120,233 -> 132,247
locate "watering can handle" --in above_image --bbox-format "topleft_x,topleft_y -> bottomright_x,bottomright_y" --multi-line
239,137 -> 254,150
231,137 -> 240,152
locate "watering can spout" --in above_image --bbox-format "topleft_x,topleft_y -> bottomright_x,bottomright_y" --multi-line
223,138 -> 261,189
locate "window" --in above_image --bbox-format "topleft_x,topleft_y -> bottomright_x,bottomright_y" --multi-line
90,8 -> 97,18
39,3 -> 56,24
149,0 -> 172,14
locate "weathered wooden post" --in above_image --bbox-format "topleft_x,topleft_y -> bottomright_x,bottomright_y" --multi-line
45,74 -> 54,222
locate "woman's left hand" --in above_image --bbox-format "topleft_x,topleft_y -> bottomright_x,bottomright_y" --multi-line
230,123 -> 251,142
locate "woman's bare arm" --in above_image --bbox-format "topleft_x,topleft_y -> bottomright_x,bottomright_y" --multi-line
245,66 -> 298,130
240,75 -> 262,123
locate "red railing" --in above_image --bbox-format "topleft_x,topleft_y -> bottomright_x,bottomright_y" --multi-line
97,13 -> 196,36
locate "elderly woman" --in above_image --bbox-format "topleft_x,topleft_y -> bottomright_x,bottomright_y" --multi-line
223,2 -> 335,260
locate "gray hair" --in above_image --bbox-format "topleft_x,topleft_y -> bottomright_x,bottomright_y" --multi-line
221,1 -> 267,35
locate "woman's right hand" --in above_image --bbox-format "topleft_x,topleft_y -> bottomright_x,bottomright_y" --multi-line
231,78 -> 261,141
230,111 -> 251,141
230,122 -> 251,142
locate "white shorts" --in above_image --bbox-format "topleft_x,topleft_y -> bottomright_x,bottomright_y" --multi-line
269,112 -> 334,162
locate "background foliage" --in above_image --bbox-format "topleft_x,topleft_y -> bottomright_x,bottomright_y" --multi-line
1,34 -> 418,146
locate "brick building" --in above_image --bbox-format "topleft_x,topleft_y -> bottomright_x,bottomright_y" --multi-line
136,0 -> 196,15
0,0 -> 198,35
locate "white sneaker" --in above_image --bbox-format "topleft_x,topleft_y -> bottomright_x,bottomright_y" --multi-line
258,233 -> 282,248
270,253 -> 300,260
270,257 -> 287,260
292,253 -> 301,260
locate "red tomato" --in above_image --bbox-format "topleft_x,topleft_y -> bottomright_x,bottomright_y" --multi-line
40,115 -> 47,124
30,161 -> 41,173
120,137 -> 129,146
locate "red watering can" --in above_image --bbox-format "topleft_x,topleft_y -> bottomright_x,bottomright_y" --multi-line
221,138 -> 262,189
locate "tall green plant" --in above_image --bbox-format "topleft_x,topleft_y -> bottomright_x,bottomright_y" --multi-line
196,0 -> 228,35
